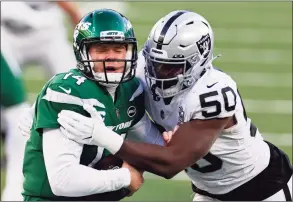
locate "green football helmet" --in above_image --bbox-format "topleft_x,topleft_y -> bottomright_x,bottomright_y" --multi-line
73,9 -> 138,84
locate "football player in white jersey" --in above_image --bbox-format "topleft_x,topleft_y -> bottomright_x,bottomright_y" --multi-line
1,2 -> 81,76
21,10 -> 292,201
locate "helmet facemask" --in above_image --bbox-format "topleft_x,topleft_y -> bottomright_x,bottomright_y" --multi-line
144,47 -> 211,98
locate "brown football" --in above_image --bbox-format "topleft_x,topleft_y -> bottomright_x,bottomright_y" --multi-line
94,154 -> 124,170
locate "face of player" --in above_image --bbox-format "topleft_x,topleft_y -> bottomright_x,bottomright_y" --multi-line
149,62 -> 184,79
147,60 -> 186,89
89,43 -> 127,73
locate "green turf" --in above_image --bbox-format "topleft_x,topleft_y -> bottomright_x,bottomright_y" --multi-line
238,86 -> 292,100
123,179 -> 193,201
249,113 -> 292,134
1,2 -> 292,201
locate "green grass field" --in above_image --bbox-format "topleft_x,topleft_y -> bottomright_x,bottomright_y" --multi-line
1,2 -> 292,201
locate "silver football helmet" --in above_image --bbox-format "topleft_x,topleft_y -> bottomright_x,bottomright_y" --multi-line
143,10 -> 215,98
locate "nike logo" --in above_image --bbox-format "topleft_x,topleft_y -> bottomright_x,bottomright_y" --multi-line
59,86 -> 71,94
207,82 -> 218,88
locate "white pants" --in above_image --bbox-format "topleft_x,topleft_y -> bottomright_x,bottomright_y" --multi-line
193,176 -> 292,201
1,22 -> 76,77
1,103 -> 30,201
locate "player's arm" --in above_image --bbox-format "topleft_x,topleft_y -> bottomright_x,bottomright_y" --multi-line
43,128 -> 131,197
19,97 -> 134,196
58,104 -> 233,179
116,117 -> 232,178
55,1 -> 82,26
114,83 -> 237,178
34,81 -> 141,196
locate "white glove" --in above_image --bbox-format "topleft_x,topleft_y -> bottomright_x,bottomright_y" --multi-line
18,107 -> 34,137
57,104 -> 124,154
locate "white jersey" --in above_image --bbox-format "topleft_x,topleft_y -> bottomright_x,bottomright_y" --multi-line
136,51 -> 270,194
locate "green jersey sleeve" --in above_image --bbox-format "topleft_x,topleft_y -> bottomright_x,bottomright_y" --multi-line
34,82 -> 87,131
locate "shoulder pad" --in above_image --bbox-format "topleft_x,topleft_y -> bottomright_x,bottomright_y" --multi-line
43,70 -> 105,108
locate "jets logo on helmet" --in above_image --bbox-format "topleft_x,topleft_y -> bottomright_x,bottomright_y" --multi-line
100,30 -> 125,41
76,22 -> 92,31
73,30 -> 79,49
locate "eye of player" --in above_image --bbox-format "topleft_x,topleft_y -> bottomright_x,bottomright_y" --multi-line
90,44 -> 127,55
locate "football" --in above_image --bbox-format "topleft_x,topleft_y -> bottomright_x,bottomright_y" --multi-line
94,154 -> 124,170
83,155 -> 130,201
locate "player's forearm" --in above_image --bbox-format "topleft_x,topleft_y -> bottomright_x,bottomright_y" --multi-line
116,141 -> 183,179
111,124 -> 210,178
98,125 -> 188,179
49,164 -> 130,197
43,129 -> 130,196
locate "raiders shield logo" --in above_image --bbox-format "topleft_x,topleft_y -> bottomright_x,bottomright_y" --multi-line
196,34 -> 211,55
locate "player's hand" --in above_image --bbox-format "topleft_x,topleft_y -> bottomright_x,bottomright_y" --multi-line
162,125 -> 179,145
58,104 -> 124,154
57,104 -> 106,145
18,107 -> 34,137
122,161 -> 144,197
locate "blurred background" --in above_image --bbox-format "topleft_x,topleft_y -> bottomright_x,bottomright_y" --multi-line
1,1 -> 292,201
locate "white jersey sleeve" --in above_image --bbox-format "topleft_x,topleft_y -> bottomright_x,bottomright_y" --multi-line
188,68 -> 238,120
43,128 -> 131,197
